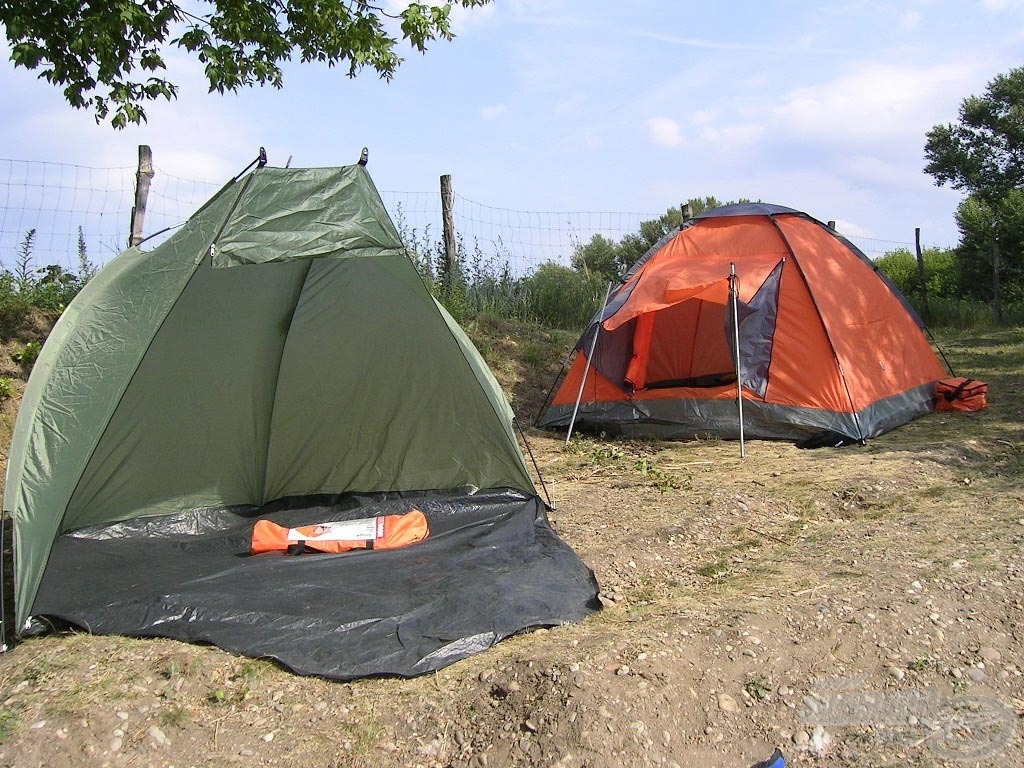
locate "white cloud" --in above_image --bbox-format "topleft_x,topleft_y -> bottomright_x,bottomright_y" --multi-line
5,51 -> 260,183
480,103 -> 509,120
505,0 -> 570,15
829,218 -> 874,238
900,11 -> 922,29
646,117 -> 683,147
695,122 -> 764,151
555,92 -> 587,116
769,61 -> 976,146
447,1 -> 499,33
689,109 -> 718,126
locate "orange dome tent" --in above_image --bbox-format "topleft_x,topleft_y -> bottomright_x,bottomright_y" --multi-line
539,204 -> 947,444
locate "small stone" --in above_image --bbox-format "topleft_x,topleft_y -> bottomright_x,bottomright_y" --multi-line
793,730 -> 810,747
616,665 -> 630,676
967,668 -> 986,682
523,719 -> 538,733
886,665 -> 906,681
506,680 -> 521,693
148,725 -> 169,747
717,693 -> 740,713
262,732 -> 275,743
810,725 -> 832,756
979,647 -> 1001,663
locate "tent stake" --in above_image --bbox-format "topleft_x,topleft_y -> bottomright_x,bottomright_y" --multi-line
730,263 -> 746,458
566,282 -> 613,446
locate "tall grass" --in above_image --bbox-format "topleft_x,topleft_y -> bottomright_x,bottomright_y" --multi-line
910,297 -> 1024,330
1,228 -> 97,339
394,205 -> 604,332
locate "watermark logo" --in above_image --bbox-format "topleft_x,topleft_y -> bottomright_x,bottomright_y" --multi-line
800,677 -> 1016,762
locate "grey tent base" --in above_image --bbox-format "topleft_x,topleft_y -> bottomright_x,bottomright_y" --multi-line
31,489 -> 601,680
539,382 -> 936,443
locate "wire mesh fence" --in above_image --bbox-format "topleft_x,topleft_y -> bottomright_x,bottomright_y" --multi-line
1,156 -> 921,277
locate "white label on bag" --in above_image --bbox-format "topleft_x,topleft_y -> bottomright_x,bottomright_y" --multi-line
287,517 -> 379,542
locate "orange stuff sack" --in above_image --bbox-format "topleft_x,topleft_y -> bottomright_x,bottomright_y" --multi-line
934,377 -> 988,413
250,509 -> 429,555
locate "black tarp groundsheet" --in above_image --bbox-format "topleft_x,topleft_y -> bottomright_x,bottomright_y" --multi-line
32,489 -> 600,679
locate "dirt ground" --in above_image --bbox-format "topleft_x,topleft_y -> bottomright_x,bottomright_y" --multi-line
0,322 -> 1021,768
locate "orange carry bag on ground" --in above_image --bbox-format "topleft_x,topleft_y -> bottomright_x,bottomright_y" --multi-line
251,509 -> 429,555
934,377 -> 988,413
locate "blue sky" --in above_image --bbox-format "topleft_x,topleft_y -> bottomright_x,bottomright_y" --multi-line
2,0 -> 1024,262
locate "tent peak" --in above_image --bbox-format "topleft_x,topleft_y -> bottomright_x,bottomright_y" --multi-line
693,202 -> 801,220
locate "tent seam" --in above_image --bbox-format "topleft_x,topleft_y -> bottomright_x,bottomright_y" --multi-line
258,258 -> 314,506
60,175 -> 253,536
361,171 -> 538,496
769,215 -> 865,439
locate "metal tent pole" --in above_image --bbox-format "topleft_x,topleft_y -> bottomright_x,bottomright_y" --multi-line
0,512 -> 7,652
566,282 -> 613,446
730,263 -> 746,459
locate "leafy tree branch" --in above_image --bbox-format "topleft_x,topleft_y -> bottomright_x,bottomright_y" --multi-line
1,0 -> 492,128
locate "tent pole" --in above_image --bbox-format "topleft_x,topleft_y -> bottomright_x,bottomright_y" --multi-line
0,513 -> 5,652
730,263 -> 746,458
566,282 -> 613,446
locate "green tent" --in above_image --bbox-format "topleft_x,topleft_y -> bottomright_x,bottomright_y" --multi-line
3,162 -> 598,678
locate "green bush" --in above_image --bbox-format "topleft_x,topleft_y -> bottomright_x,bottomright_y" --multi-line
11,340 -> 42,368
517,262 -> 606,331
922,297 -> 1024,329
876,247 -> 960,302
875,249 -> 919,295
0,273 -> 33,339
1,228 -> 95,339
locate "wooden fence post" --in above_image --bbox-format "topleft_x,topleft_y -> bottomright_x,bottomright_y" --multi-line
914,227 -> 930,321
992,236 -> 1002,324
440,174 -> 456,287
129,145 -> 154,248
